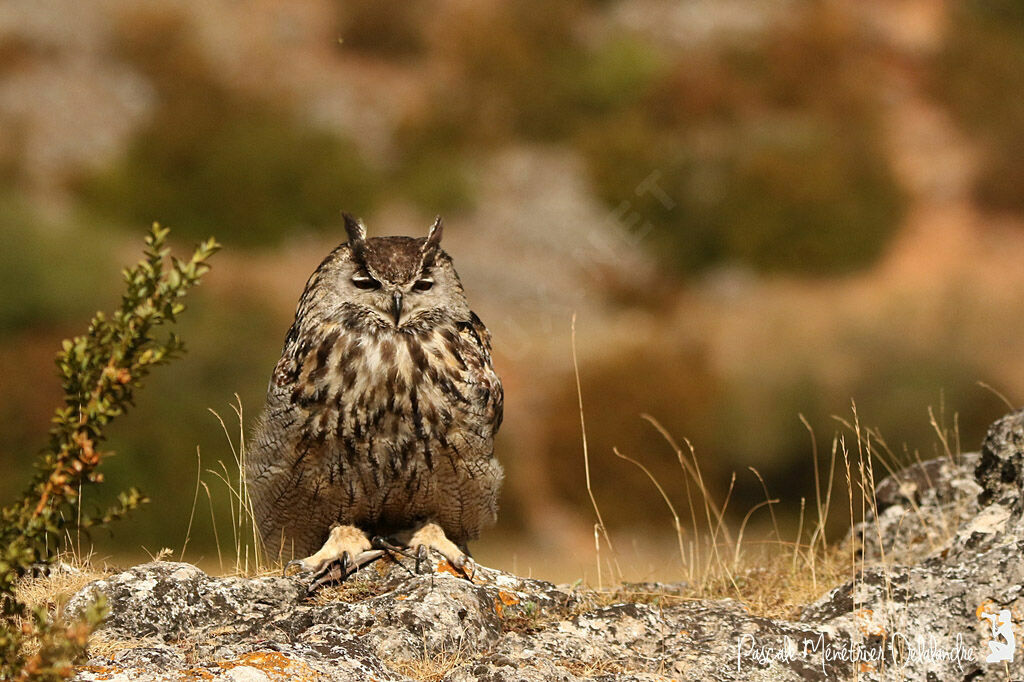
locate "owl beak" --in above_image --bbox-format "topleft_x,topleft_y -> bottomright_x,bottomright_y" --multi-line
391,291 -> 403,325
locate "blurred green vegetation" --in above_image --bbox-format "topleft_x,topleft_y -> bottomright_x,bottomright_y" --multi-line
392,0 -> 904,276
384,1 -> 659,214
580,7 -> 903,275
433,3 -> 661,143
0,204 -> 121,512
76,11 -> 380,247
70,1 -> 905,273
933,0 -> 1024,212
94,296 -> 283,556
388,119 -> 480,215
0,197 -> 119,336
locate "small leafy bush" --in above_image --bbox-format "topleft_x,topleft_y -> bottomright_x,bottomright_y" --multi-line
0,225 -> 218,680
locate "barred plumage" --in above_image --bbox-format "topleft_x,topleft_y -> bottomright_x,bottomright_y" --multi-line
246,216 -> 503,576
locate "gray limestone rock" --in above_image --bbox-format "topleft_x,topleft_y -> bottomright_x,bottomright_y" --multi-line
976,408 -> 1024,508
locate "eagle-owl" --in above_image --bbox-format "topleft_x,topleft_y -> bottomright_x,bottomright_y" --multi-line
246,215 -> 503,580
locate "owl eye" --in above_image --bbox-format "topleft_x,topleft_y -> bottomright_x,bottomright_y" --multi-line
412,279 -> 434,292
352,275 -> 381,290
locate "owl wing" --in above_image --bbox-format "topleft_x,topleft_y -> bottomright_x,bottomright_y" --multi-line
263,318 -> 353,452
454,310 -> 504,435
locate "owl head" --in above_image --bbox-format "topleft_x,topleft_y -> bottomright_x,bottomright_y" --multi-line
316,214 -> 469,329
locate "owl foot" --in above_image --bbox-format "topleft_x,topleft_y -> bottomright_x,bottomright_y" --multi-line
403,522 -> 475,580
305,548 -> 384,593
284,524 -> 383,592
368,524 -> 472,577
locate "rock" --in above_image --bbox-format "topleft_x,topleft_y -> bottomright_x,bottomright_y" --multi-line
975,408 -> 1024,507
850,452 -> 982,565
108,645 -> 186,671
67,555 -> 840,681
802,537 -> 1024,680
67,410 -> 1024,681
444,658 -> 580,682
65,562 -> 306,641
222,666 -> 272,682
805,409 -> 1024,680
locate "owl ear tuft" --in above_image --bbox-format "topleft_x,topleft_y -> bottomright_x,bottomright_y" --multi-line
421,216 -> 443,267
342,213 -> 367,242
342,212 -> 367,260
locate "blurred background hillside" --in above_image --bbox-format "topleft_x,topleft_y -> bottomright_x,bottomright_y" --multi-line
2,0 -> 1023,582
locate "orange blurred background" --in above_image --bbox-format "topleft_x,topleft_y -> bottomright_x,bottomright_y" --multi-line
1,0 -> 1023,582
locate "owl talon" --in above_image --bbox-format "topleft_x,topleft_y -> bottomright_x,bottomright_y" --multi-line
307,551 -> 352,594
415,543 -> 429,575
306,549 -> 385,593
371,536 -> 417,560
450,554 -> 476,581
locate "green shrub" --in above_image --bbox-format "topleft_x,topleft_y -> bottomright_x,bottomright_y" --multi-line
0,225 -> 217,680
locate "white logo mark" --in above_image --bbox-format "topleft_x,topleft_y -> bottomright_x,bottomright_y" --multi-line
981,609 -> 1015,664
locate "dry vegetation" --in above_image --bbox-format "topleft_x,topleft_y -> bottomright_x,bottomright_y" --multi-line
10,559 -> 114,663
385,647 -> 470,682
558,311 -> 973,625
586,410 -> 969,623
